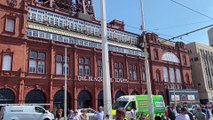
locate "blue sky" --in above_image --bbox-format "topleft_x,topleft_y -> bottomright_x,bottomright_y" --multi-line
93,0 -> 213,45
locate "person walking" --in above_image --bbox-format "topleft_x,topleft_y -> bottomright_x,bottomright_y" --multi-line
194,107 -> 206,120
130,108 -> 137,120
96,106 -> 104,120
175,107 -> 190,120
80,109 -> 89,120
68,110 -> 74,120
116,108 -> 126,120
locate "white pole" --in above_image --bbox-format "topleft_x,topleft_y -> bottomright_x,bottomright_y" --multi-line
100,0 -> 112,119
64,47 -> 68,120
140,0 -> 154,120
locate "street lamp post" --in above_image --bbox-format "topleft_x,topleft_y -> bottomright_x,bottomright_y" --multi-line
64,47 -> 68,120
140,0 -> 154,120
100,0 -> 113,119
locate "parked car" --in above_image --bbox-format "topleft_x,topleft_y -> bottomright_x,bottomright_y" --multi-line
78,108 -> 96,120
0,105 -> 55,120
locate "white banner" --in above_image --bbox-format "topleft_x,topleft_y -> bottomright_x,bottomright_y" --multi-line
187,95 -> 195,101
171,95 -> 180,101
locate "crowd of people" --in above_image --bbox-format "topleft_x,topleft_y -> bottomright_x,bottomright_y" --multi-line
166,102 -> 213,120
54,102 -> 213,120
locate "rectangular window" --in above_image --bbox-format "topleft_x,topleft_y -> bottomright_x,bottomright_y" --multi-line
163,67 -> 169,82
56,63 -> 62,75
56,55 -> 69,75
5,18 -> 15,32
97,60 -> 102,77
29,51 -> 45,74
169,67 -> 175,83
129,64 -> 137,80
2,55 -> 12,71
114,62 -> 124,79
176,68 -> 182,83
79,58 -> 90,76
29,60 -> 36,73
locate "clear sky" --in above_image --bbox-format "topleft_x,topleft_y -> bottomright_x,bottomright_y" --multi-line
93,0 -> 213,45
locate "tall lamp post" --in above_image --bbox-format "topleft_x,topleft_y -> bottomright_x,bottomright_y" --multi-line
100,0 -> 113,119
140,0 -> 154,120
64,47 -> 68,120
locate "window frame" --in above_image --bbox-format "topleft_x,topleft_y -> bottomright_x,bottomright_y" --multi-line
29,50 -> 46,74
156,70 -> 161,82
4,16 -> 16,33
1,50 -> 13,71
55,54 -> 70,75
154,49 -> 159,60
114,62 -> 124,79
97,60 -> 102,77
78,57 -> 91,76
129,64 -> 137,80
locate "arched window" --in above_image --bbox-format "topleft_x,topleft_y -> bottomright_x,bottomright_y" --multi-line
25,90 -> 46,103
98,91 -> 103,107
131,91 -> 139,95
0,88 -> 15,104
156,70 -> 161,82
53,90 -> 71,109
78,90 -> 92,108
162,52 -> 180,63
115,91 -> 125,100
2,54 -> 12,71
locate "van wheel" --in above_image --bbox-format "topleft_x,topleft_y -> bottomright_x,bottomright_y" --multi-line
44,119 -> 50,120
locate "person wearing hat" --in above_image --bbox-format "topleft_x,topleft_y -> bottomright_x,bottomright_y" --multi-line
96,106 -> 104,120
194,107 -> 206,120
175,107 -> 190,120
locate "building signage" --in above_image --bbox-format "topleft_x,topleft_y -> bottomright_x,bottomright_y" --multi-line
171,95 -> 180,101
77,76 -> 128,83
187,95 -> 195,101
114,78 -> 128,83
77,76 -> 103,81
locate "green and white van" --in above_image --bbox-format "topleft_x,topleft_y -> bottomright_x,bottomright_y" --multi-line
112,95 -> 166,119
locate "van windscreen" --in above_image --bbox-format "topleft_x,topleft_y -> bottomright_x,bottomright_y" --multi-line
112,101 -> 128,109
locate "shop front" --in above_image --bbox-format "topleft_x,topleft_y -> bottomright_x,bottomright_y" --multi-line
166,89 -> 199,106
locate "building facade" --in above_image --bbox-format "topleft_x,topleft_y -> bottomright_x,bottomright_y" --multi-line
0,0 -> 194,111
186,42 -> 213,103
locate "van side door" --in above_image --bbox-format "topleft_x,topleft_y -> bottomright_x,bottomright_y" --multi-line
34,106 -> 46,120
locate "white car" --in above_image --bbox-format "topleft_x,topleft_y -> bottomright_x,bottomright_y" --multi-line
0,105 -> 55,120
78,108 -> 96,120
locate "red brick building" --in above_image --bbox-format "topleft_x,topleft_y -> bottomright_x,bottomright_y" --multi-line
0,0 -> 195,111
